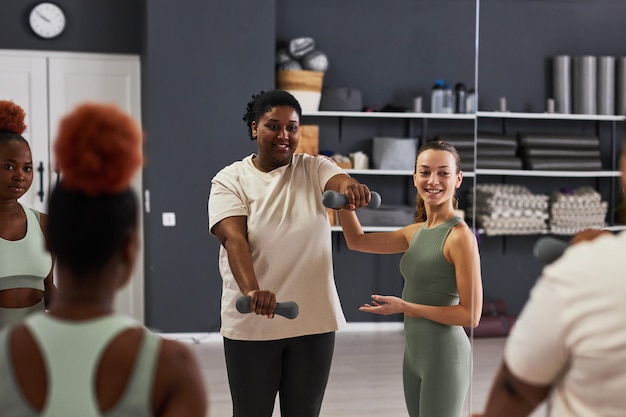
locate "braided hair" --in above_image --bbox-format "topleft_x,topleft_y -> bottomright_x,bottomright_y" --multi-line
242,89 -> 302,140
0,100 -> 28,145
48,103 -> 143,274
414,139 -> 461,222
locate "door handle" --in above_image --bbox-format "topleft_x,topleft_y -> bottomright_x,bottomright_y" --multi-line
37,162 -> 44,203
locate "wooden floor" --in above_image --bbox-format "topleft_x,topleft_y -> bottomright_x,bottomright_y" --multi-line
168,327 -> 547,417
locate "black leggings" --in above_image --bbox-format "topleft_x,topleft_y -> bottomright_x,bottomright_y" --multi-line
223,332 -> 335,417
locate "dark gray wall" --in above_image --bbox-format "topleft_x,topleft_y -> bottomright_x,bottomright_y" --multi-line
142,1 -> 275,332
0,1 -> 142,53
479,0 -> 626,113
276,0 -> 477,110
1,0 -> 625,331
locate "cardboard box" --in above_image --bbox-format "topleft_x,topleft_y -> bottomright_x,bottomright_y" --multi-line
296,125 -> 319,155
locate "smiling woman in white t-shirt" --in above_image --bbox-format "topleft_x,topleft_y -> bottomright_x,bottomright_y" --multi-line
208,89 -> 374,417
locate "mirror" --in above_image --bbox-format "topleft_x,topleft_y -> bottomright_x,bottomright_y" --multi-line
471,1 -> 626,415
277,0 -> 481,415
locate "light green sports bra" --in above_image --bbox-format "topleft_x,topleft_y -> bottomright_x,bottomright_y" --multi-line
0,203 -> 52,291
0,313 -> 161,417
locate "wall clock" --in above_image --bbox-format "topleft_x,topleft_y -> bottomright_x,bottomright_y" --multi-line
29,2 -> 66,39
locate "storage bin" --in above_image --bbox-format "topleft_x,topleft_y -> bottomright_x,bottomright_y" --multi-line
355,204 -> 415,227
372,137 -> 418,170
276,69 -> 324,112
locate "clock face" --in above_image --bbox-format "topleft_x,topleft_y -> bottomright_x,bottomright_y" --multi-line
29,2 -> 66,39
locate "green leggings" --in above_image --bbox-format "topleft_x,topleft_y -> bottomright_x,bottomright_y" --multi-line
403,318 -> 471,417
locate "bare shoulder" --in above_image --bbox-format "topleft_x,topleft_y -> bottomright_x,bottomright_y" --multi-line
158,337 -> 198,367
402,222 -> 422,238
153,337 -> 208,417
448,219 -> 478,246
153,336 -> 203,390
452,218 -> 474,234
400,222 -> 424,236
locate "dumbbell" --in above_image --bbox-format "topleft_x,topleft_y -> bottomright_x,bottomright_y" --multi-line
235,296 -> 299,319
322,190 -> 381,209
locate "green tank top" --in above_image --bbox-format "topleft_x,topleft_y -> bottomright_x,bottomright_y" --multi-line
400,216 -> 462,307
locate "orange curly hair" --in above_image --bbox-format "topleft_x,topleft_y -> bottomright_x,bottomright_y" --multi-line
0,100 -> 27,134
54,103 -> 143,196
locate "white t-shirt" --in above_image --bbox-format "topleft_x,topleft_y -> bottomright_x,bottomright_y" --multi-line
208,153 -> 348,340
504,231 -> 626,417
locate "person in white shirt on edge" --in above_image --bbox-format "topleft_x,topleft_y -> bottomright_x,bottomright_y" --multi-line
473,142 -> 626,417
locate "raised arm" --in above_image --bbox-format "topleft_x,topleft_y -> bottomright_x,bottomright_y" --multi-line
211,216 -> 276,315
337,209 -> 413,254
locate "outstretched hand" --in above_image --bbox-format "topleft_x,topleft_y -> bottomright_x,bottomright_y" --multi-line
359,294 -> 405,316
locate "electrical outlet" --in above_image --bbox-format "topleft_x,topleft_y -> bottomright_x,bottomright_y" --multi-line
162,212 -> 176,227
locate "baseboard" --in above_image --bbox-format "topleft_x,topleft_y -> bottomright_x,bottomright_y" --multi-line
159,322 -> 404,344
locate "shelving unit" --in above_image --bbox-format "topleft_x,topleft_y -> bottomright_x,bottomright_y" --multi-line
303,110 -> 476,142
308,110 -> 625,234
475,111 -> 625,233
302,111 -> 478,234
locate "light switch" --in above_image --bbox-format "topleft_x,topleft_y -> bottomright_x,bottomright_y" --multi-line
162,212 -> 176,227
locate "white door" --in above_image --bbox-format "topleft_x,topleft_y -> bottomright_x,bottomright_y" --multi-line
0,54 -> 50,213
0,50 -> 144,323
48,53 -> 144,323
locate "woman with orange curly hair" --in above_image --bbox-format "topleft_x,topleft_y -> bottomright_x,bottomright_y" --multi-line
0,100 -> 55,328
0,103 -> 208,416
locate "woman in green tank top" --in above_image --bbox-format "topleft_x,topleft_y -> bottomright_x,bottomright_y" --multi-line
338,139 -> 483,417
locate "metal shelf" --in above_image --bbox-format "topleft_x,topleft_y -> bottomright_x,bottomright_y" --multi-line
345,169 -> 476,178
475,169 -> 621,178
477,111 -> 626,122
304,110 -> 625,122
304,110 -> 476,120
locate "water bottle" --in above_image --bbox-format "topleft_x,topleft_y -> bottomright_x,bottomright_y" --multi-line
454,83 -> 466,113
442,83 -> 453,113
465,88 -> 477,113
430,80 -> 444,113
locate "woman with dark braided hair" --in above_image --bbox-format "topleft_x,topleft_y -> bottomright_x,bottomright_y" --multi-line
208,89 -> 373,417
0,103 -> 208,416
338,139 -> 483,417
0,100 -> 55,328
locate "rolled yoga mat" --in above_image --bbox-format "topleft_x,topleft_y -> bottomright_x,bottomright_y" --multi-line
616,57 -> 626,115
573,55 -> 597,114
597,56 -> 615,115
553,55 -> 571,113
